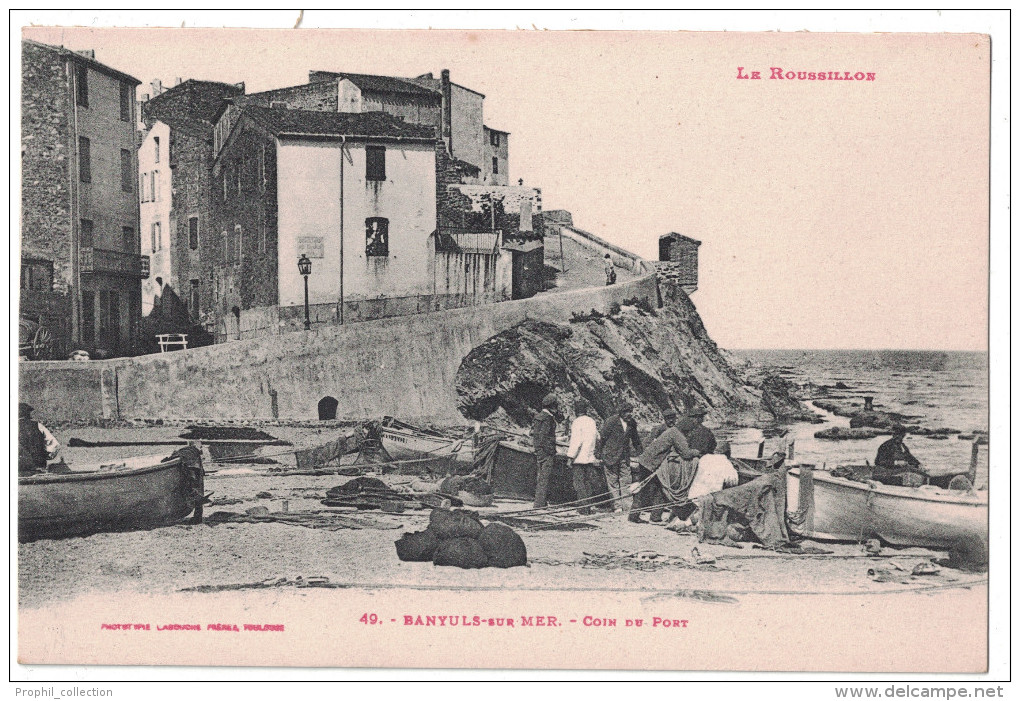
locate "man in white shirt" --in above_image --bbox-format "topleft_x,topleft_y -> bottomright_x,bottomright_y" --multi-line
566,399 -> 600,515
687,441 -> 739,502
666,441 -> 740,531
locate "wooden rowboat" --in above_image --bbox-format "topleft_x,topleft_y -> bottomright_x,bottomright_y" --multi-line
787,465 -> 988,562
18,448 -> 205,542
379,416 -> 468,461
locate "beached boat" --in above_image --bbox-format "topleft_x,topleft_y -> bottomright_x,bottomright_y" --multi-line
482,439 -> 578,503
787,466 -> 988,560
379,416 -> 467,460
18,448 -> 205,542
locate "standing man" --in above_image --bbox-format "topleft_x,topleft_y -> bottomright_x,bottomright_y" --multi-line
604,254 -> 616,285
532,394 -> 560,509
649,410 -> 679,442
566,399 -> 600,515
678,407 -> 717,457
598,403 -> 642,513
630,423 -> 701,524
18,403 -> 60,475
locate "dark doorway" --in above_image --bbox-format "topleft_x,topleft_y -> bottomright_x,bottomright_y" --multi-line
318,396 -> 339,420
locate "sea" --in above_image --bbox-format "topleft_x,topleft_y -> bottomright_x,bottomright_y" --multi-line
722,349 -> 990,485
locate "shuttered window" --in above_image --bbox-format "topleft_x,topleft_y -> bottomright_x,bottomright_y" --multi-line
366,145 -> 386,181
78,137 -> 91,182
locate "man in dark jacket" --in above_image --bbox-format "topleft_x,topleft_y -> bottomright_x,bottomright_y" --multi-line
678,407 -> 717,456
873,426 -> 922,485
18,403 -> 50,475
598,403 -> 642,513
532,394 -> 560,508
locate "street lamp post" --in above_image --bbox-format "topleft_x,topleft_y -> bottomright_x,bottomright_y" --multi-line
298,254 -> 312,331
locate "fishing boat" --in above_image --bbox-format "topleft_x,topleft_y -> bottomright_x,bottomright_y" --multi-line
379,416 -> 468,460
18,448 -> 205,542
787,465 -> 988,561
474,437 -> 583,504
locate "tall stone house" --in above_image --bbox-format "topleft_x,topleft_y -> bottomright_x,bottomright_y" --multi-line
20,39 -> 146,358
138,79 -> 245,321
211,107 -> 446,338
175,68 -> 544,341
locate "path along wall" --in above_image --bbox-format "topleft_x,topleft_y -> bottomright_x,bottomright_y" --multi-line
20,274 -> 658,424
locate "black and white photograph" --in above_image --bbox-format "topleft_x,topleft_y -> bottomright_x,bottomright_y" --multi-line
10,10 -> 1007,689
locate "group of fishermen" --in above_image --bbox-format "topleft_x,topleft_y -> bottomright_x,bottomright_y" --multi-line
531,394 -> 738,525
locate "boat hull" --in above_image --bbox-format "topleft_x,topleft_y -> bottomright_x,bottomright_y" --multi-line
18,450 -> 204,542
788,467 -> 988,560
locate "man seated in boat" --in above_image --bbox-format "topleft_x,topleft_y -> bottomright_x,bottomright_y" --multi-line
873,426 -> 923,485
18,403 -> 61,475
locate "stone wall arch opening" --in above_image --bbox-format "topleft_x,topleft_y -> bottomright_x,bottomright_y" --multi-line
318,396 -> 339,421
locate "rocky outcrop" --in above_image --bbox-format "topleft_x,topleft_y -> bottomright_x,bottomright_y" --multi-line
455,275 -> 810,429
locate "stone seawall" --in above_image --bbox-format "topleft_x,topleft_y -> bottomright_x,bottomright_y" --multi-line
20,274 -> 659,423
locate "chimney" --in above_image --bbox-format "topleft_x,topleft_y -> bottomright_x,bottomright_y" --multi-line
75,49 -> 95,59
150,78 -> 162,96
441,69 -> 452,150
233,81 -> 245,93
175,77 -> 183,86
520,199 -> 533,232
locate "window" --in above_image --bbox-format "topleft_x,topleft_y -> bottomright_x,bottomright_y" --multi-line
151,221 -> 161,252
78,137 -> 91,182
366,145 -> 386,181
150,171 -> 157,200
234,225 -> 243,264
80,219 -> 94,248
139,172 -> 147,202
259,145 -> 266,190
153,136 -> 160,163
492,157 -> 499,175
189,280 -> 200,322
100,290 -> 121,349
490,131 -> 500,147
122,226 -> 134,252
188,217 -> 199,250
365,217 -> 389,257
21,259 -> 54,291
222,231 -> 229,262
75,64 -> 88,107
119,83 -> 131,121
81,290 -> 95,346
121,149 -> 133,192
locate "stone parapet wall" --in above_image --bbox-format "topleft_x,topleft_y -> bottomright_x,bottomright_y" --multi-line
19,274 -> 659,424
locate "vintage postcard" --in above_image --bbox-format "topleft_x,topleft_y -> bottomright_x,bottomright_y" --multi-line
13,13 -> 1002,681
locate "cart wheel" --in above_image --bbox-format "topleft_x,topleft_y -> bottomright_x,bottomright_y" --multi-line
31,326 -> 53,360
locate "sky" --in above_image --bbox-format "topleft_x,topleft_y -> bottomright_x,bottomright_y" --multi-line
19,16 -> 993,351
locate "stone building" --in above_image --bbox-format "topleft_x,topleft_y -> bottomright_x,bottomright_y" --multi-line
209,106 -> 449,338
658,232 -> 701,293
20,39 -> 145,358
240,69 -> 509,185
139,79 -> 246,323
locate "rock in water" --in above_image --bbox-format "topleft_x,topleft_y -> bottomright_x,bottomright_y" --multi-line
433,537 -> 489,569
478,523 -> 528,568
395,530 -> 440,562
